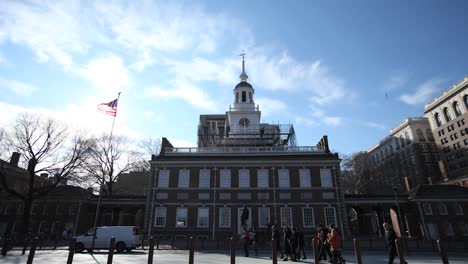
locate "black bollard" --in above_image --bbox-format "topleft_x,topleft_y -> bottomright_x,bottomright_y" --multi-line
26,237 -> 39,264
148,236 -> 155,264
272,237 -> 277,264
107,237 -> 116,264
312,238 -> 319,264
230,237 -> 235,264
156,236 -> 160,250
353,238 -> 362,264
189,237 -> 194,264
22,237 -> 29,255
395,238 -> 406,264
67,237 -> 76,264
437,240 -> 449,264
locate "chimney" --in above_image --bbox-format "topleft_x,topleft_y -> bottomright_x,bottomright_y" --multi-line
9,152 -> 20,167
323,135 -> 329,152
404,176 -> 412,192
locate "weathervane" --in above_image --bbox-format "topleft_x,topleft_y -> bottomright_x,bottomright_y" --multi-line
239,50 -> 248,81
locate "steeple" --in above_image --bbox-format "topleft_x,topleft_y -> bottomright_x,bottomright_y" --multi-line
239,51 -> 248,82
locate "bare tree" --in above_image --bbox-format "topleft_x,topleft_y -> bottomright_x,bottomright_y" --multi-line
133,137 -> 161,171
340,152 -> 373,194
0,113 -> 90,236
85,134 -> 141,196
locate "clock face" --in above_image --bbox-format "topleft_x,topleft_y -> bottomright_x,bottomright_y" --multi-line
239,117 -> 250,127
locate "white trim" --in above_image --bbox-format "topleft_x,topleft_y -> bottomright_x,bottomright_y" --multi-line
258,207 -> 270,227
302,207 -> 315,227
154,207 -> 166,227
219,207 -> 231,228
176,207 -> 188,228
197,207 -> 209,228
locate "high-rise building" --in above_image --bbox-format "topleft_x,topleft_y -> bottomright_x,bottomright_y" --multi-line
424,77 -> 468,186
144,55 -> 346,241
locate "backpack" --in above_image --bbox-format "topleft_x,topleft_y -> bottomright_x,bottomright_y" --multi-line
249,231 -> 255,241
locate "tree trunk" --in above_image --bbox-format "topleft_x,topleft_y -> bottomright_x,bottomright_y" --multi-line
107,180 -> 113,197
20,199 -> 33,239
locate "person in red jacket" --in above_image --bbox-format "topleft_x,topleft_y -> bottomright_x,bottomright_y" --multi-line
241,227 -> 250,257
327,224 -> 345,264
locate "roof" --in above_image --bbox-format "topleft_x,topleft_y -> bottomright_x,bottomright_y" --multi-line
234,81 -> 253,89
408,184 -> 468,200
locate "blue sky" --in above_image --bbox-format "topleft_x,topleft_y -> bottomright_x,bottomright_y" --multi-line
1,0 -> 468,155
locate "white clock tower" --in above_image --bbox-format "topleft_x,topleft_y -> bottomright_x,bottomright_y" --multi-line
227,53 -> 261,138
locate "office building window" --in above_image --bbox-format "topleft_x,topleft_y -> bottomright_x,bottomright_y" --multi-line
435,113 -> 442,127
257,169 -> 269,187
220,169 -> 231,188
178,169 -> 190,188
239,169 -> 250,188
454,203 -> 463,215
176,208 -> 188,227
444,107 -> 452,121
198,208 -> 209,228
438,203 -> 448,215
158,170 -> 170,187
422,203 -> 432,215
299,169 -> 311,187
258,207 -> 270,227
445,223 -> 454,236
280,207 -> 292,226
454,101 -> 463,116
279,193 -> 291,200
198,193 -> 210,200
219,207 -> 231,228
199,169 -> 210,188
324,207 -> 337,227
219,193 -> 231,200
320,169 -> 333,187
303,207 -> 315,227
278,169 -> 290,188
154,207 -> 166,227
156,193 -> 168,200
258,193 -> 270,200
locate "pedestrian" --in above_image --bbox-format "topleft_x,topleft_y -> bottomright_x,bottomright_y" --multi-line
272,224 -> 283,259
297,228 -> 306,260
282,226 -> 292,261
317,223 -> 332,261
250,227 -> 258,256
383,222 -> 397,264
327,224 -> 345,264
290,227 -> 299,261
242,227 -> 250,257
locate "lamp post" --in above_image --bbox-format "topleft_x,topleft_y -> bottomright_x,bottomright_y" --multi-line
212,167 -> 218,240
271,167 -> 277,225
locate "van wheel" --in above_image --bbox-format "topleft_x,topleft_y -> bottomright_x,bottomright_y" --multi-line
115,242 -> 126,253
75,243 -> 84,253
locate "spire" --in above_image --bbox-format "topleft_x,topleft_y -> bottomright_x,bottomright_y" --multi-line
239,51 -> 248,82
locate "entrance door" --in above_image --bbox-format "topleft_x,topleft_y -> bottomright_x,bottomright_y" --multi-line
238,207 -> 252,235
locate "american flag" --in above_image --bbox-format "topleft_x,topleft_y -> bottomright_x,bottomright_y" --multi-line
98,98 -> 118,116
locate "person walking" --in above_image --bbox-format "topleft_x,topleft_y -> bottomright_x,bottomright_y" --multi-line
251,227 -> 258,256
290,227 -> 299,262
327,224 -> 345,264
317,223 -> 332,261
282,226 -> 292,261
297,228 -> 306,260
272,225 -> 283,259
383,222 -> 397,264
242,227 -> 250,257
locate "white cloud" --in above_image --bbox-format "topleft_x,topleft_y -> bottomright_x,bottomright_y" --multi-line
170,139 -> 197,148
400,78 -> 443,105
144,80 -> 218,111
383,72 -> 411,91
363,121 -> 386,130
255,98 -> 287,117
295,116 -> 318,127
77,55 -> 130,92
0,77 -> 37,96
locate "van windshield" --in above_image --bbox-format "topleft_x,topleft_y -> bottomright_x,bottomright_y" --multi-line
85,228 -> 95,236
133,227 -> 140,235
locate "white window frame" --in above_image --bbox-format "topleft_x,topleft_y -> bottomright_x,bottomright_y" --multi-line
422,203 -> 433,215
258,207 -> 270,227
320,169 -> 333,187
197,208 -> 209,228
220,169 -> 231,188
154,207 -> 166,227
302,207 -> 315,228
257,169 -> 269,188
199,169 -> 210,188
278,169 -> 290,188
239,169 -> 250,188
280,207 -> 292,226
299,169 -> 311,187
219,207 -> 231,228
178,169 -> 190,188
324,207 -> 337,227
176,207 -> 188,228
438,203 -> 448,215
158,170 -> 170,188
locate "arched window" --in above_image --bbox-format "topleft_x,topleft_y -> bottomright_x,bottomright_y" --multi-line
241,91 -> 246,102
400,135 -> 405,147
417,129 -> 425,141
464,95 -> 468,109
405,131 -> 410,143
426,128 -> 434,141
235,92 -> 239,103
453,101 -> 462,117
434,113 -> 442,127
443,107 -> 452,121
249,92 -> 252,103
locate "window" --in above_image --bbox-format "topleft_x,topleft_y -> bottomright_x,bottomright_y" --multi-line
238,193 -> 251,199
417,129 -> 425,141
199,169 -> 210,188
459,222 -> 468,235
454,101 -> 463,116
257,169 -> 269,187
438,203 -> 448,215
242,91 -> 246,102
198,193 -> 210,200
324,207 -> 337,227
197,208 -> 209,228
156,193 -> 168,199
405,131 -> 411,143
258,192 -> 270,200
279,193 -> 291,199
445,223 -> 454,236
178,169 -> 190,188
220,169 -> 231,188
444,107 -> 452,121
320,168 -> 333,187
154,207 -> 166,227
435,113 -> 442,127
177,193 -> 189,199
258,207 -> 270,227
280,207 -> 292,226
322,192 -> 335,199
422,203 -> 433,215
278,169 -> 290,188
299,169 -> 311,187
235,92 -> 239,103
158,170 -> 170,187
302,208 -> 315,227
219,193 -> 231,200
239,169 -> 250,188
464,95 -> 468,109
176,208 -> 188,227
454,203 -> 463,215
301,193 -> 313,199
219,208 -> 231,228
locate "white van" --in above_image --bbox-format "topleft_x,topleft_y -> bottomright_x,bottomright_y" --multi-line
75,226 -> 141,253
